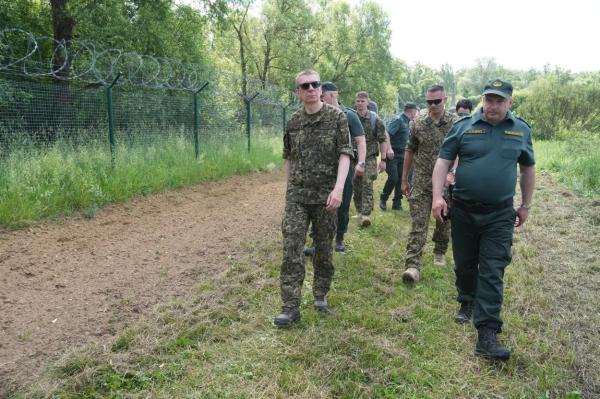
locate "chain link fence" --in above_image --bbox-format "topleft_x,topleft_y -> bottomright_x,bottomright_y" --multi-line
0,28 -> 299,159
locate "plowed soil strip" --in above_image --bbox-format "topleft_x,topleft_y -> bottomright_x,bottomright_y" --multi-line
0,171 -> 286,388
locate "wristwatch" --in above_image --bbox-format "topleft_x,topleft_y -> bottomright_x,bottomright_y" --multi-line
358,161 -> 366,168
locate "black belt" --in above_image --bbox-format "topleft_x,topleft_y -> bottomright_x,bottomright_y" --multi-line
452,197 -> 513,214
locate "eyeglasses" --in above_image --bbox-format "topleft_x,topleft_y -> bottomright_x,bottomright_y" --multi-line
297,81 -> 321,90
426,99 -> 443,106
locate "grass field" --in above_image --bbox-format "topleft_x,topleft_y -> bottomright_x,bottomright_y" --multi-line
18,173 -> 597,398
534,133 -> 600,198
0,131 -> 283,228
8,132 -> 599,398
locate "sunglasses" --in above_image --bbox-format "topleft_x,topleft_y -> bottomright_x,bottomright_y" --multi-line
297,81 -> 321,90
426,99 -> 443,106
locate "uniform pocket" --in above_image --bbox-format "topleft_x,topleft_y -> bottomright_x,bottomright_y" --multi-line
501,137 -> 522,160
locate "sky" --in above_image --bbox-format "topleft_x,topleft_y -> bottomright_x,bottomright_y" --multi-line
345,0 -> 599,72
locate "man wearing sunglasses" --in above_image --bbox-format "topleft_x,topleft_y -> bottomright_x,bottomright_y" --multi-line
431,79 -> 535,360
274,69 -> 353,328
304,81 -> 367,255
353,91 -> 388,227
401,85 -> 457,283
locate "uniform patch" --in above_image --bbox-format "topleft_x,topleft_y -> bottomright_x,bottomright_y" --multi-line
504,130 -> 523,137
464,129 -> 485,134
492,81 -> 503,88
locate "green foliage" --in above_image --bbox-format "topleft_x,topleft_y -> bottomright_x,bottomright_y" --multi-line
515,71 -> 600,140
535,133 -> 600,197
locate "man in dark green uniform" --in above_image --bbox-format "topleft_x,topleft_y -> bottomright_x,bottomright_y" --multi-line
274,69 -> 353,328
432,79 -> 536,360
380,102 -> 418,211
304,82 -> 366,254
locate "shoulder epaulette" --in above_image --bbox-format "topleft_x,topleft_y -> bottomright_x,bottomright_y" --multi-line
515,115 -> 531,129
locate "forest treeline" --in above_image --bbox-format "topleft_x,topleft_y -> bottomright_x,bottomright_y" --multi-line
1,0 -> 599,139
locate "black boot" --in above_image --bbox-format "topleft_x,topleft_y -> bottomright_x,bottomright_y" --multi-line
273,308 -> 301,328
475,327 -> 510,360
454,301 -> 474,323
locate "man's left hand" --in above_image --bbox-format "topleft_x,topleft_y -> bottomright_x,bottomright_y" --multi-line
386,149 -> 395,160
378,160 -> 386,173
326,186 -> 344,212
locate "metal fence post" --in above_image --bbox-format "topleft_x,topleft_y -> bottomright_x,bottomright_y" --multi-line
193,81 -> 210,159
244,92 -> 260,152
105,73 -> 121,166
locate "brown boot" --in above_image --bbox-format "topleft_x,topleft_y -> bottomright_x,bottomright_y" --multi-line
433,253 -> 446,266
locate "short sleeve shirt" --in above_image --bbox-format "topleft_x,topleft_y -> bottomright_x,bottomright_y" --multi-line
283,103 -> 353,204
439,109 -> 535,204
341,106 -> 365,139
387,113 -> 410,153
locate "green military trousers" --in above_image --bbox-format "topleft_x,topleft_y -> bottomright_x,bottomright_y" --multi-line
451,205 -> 516,331
352,157 -> 378,216
281,201 -> 337,310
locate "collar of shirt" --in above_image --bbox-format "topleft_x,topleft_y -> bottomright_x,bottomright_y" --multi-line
425,110 -> 453,126
472,108 -> 516,126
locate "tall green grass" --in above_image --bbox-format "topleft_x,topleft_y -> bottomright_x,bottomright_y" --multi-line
0,130 -> 282,228
534,132 -> 600,198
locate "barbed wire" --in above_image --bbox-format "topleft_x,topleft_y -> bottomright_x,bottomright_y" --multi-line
0,28 -> 299,107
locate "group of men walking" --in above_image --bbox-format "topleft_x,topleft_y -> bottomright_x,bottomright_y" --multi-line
275,69 -> 536,362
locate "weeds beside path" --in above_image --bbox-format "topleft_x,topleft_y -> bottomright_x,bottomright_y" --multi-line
6,171 -> 598,398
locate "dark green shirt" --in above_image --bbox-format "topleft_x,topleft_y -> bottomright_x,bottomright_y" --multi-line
439,109 -> 535,204
341,106 -> 365,139
283,103 -> 354,204
387,113 -> 410,154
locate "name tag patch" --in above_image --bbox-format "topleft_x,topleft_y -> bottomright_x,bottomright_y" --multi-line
504,130 -> 523,137
464,129 -> 485,134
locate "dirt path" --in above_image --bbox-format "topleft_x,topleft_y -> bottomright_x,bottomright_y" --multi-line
0,171 -> 287,391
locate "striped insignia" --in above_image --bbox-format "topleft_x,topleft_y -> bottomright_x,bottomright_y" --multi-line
504,130 -> 523,137
464,129 -> 485,134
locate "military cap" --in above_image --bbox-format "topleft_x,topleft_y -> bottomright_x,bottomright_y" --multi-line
482,79 -> 513,98
404,102 -> 418,110
321,81 -> 338,92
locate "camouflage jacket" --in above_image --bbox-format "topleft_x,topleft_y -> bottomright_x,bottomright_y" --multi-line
283,103 -> 353,204
357,110 -> 387,159
406,110 -> 457,188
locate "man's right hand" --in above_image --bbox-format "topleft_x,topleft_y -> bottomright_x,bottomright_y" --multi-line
401,180 -> 410,197
432,197 -> 448,223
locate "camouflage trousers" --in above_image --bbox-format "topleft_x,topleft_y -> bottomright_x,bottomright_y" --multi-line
280,200 -> 337,309
352,156 -> 378,216
405,187 -> 450,270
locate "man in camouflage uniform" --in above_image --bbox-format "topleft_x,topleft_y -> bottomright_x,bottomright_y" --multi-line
274,69 -> 353,328
401,85 -> 457,282
353,91 -> 388,227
